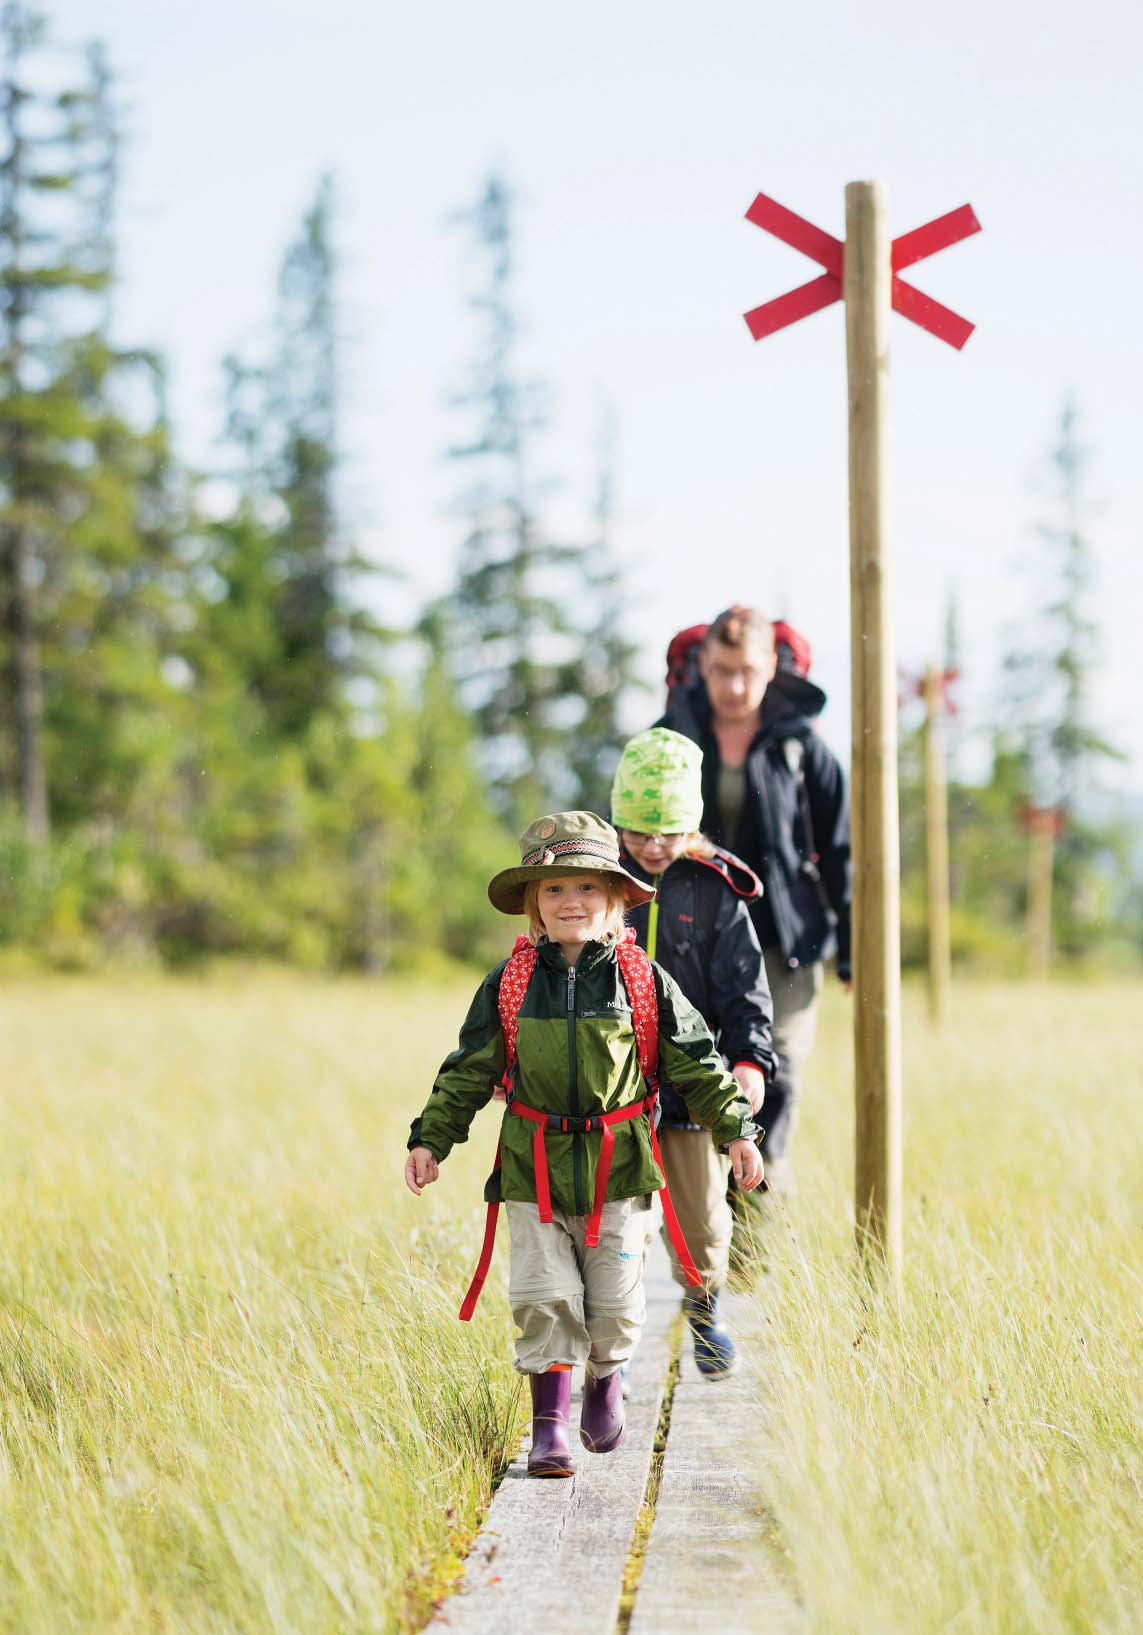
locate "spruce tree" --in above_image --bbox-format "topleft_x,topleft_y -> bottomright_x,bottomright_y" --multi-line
440,171 -> 579,828
204,177 -> 384,742
0,5 -> 177,843
1001,399 -> 1124,955
564,407 -> 645,813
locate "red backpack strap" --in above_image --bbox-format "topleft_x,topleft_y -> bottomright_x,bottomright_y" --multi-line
615,929 -> 659,1085
497,936 -> 538,1088
688,845 -> 763,900
459,937 -> 538,1323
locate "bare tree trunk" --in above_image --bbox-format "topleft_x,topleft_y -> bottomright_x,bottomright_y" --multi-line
1,4 -> 50,842
5,521 -> 49,841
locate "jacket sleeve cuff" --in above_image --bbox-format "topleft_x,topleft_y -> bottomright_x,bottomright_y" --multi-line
732,1060 -> 766,1074
718,1115 -> 763,1151
408,1116 -> 446,1160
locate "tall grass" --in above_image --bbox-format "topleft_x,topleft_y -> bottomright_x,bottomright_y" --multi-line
748,980 -> 1143,1634
1,974 -> 1140,1632
0,975 -> 521,1634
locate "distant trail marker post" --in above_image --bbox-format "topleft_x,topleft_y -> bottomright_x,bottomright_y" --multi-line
1021,805 -> 1064,976
916,667 -> 957,1024
742,182 -> 981,1278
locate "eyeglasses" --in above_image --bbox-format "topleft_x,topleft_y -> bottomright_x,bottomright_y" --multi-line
623,831 -> 685,847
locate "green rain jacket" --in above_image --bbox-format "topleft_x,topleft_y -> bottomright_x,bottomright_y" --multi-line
409,937 -> 759,1216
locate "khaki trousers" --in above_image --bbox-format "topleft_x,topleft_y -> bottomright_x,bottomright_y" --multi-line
728,952 -> 824,1262
756,949 -> 824,1191
657,1128 -> 733,1294
506,1198 -> 651,1377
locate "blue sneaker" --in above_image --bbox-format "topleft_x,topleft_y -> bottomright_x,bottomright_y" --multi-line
683,1289 -> 738,1378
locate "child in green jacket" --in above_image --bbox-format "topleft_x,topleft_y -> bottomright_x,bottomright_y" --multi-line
405,810 -> 763,1478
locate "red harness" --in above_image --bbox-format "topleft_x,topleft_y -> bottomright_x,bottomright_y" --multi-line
458,930 -> 701,1320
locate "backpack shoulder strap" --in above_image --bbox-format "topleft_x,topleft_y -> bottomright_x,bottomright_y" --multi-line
615,929 -> 660,1085
687,845 -> 762,901
783,734 -> 821,874
498,937 -> 538,1085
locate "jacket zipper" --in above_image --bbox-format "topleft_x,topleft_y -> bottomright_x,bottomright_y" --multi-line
567,963 -> 586,1214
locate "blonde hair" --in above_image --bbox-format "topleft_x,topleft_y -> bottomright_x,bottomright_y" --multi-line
522,874 -> 629,945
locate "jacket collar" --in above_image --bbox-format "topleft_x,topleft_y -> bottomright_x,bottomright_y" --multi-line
664,669 -> 828,748
535,937 -> 616,973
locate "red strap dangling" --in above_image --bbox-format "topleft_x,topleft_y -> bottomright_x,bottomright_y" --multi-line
585,1121 -> 616,1248
532,1124 -> 553,1222
459,1141 -> 503,1321
650,1118 -> 701,1287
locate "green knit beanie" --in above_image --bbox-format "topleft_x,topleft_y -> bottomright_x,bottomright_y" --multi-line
611,728 -> 704,835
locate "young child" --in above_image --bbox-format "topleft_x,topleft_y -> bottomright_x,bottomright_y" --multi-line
612,728 -> 776,1375
404,811 -> 763,1478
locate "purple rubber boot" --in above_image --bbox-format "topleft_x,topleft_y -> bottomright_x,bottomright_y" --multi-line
527,1369 -> 575,1479
580,1367 -> 626,1453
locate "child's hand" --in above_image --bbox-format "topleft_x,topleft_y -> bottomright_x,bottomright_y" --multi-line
728,1138 -> 764,1193
732,1063 -> 766,1114
404,1146 -> 440,1196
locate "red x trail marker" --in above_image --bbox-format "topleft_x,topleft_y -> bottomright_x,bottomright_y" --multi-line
743,192 -> 981,349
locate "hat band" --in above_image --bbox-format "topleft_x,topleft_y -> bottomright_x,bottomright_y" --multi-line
521,836 -> 619,868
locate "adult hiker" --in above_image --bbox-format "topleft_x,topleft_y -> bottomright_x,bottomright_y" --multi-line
611,727 -> 775,1377
658,604 -> 851,1222
403,811 -> 763,1479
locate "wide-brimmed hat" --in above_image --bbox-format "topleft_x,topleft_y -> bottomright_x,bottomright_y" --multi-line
487,811 -> 657,915
611,728 -> 704,835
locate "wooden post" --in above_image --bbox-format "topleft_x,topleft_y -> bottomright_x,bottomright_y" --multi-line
1026,813 -> 1055,976
922,667 -> 951,1022
845,180 -> 902,1280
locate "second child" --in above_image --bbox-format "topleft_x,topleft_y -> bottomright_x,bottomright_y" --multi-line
612,728 -> 776,1374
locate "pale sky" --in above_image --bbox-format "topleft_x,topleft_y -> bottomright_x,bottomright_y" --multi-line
52,0 -> 1143,790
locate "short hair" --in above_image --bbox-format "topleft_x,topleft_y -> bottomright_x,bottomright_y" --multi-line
705,605 -> 774,652
522,874 -> 629,945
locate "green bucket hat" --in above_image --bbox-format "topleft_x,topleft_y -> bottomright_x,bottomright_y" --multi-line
487,811 -> 656,915
610,728 -> 704,835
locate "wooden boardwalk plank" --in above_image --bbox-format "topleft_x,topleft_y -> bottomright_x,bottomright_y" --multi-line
424,1241 -> 678,1635
627,1286 -> 804,1635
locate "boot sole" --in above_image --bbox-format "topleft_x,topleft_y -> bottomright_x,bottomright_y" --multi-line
527,1460 -> 576,1478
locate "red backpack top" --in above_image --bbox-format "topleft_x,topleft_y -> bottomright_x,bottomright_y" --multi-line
665,618 -> 812,700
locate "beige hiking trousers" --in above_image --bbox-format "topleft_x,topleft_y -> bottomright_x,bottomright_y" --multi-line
657,1127 -> 733,1294
505,1197 -> 652,1377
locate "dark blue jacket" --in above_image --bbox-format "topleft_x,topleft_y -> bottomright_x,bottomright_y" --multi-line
623,849 -> 776,1129
658,674 -> 852,979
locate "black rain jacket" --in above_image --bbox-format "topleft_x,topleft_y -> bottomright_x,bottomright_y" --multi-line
623,849 -> 777,1129
658,673 -> 852,978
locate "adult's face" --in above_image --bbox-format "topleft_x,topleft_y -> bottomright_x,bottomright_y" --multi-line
699,635 -> 777,724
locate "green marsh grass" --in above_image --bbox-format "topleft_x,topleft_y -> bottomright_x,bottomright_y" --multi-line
748,979 -> 1143,1634
0,974 -> 521,1633
1,974 -> 1140,1632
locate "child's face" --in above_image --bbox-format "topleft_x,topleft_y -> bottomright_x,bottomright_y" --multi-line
620,831 -> 690,876
536,874 -> 612,948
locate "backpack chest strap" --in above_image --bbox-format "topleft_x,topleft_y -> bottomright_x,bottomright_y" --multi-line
509,1092 -> 658,1243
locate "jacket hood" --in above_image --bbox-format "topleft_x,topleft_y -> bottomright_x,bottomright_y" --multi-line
662,667 -> 828,741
